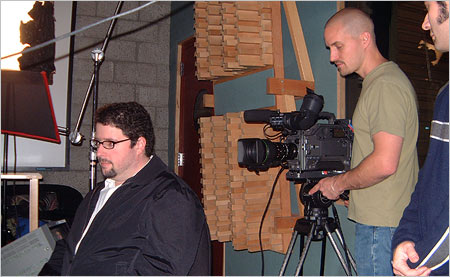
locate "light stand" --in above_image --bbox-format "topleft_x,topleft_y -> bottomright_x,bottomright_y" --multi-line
88,49 -> 104,190
279,184 -> 357,276
68,2 -> 123,190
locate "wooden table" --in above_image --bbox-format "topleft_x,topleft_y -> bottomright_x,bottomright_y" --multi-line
1,173 -> 43,232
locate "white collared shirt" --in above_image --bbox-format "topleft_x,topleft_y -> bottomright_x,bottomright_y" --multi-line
75,178 -> 119,254
74,156 -> 152,254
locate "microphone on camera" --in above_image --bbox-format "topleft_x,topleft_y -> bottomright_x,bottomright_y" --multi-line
244,109 -> 278,123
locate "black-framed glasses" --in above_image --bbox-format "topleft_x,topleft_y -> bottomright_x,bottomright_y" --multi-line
91,138 -> 131,150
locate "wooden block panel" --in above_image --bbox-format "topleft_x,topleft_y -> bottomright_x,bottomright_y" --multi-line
194,1 -> 273,80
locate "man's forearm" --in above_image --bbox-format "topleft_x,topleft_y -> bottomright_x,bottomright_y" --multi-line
335,131 -> 403,192
335,153 -> 395,191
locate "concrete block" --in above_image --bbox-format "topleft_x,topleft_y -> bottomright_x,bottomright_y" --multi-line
105,40 -> 137,62
72,59 -> 94,81
114,62 -> 156,85
139,1 -> 171,22
69,144 -> 91,171
97,1 -> 139,21
113,20 -> 159,43
69,102 -> 93,130
138,42 -> 169,65
155,107 -> 169,128
136,86 -> 169,107
73,37 -> 103,60
75,15 -> 110,39
41,170 -> 91,197
154,128 -> 168,151
157,17 -> 171,47
76,1 -> 96,17
155,150 -> 169,166
142,105 -> 156,122
72,59 -> 114,83
71,80 -> 90,105
137,63 -> 157,85
97,82 -> 137,103
155,66 -> 170,87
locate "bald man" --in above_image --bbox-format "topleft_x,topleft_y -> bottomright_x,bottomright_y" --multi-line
309,7 -> 419,276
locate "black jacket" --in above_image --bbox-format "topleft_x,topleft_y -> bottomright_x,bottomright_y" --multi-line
40,155 -> 211,275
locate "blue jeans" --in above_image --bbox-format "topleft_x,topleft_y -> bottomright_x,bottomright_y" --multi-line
354,223 -> 396,276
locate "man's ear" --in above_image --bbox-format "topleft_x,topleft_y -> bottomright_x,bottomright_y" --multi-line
136,137 -> 147,155
360,32 -> 371,47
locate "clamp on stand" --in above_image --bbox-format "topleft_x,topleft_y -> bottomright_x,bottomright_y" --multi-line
279,183 -> 357,276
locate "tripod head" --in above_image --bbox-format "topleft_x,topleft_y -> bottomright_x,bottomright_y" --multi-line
299,180 -> 349,220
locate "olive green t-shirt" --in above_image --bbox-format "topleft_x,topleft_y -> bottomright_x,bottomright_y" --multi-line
348,61 -> 419,227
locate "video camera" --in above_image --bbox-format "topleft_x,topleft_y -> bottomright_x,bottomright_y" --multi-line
237,89 -> 353,209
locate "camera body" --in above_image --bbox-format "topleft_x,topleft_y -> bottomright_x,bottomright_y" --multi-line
237,90 -> 353,209
285,116 -> 353,182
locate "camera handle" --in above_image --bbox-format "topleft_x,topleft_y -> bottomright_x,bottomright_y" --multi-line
278,203 -> 357,276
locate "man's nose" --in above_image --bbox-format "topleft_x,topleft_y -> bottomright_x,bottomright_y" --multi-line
421,14 -> 430,31
329,50 -> 338,63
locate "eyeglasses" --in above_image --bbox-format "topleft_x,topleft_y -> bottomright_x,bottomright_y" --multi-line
91,138 -> 131,150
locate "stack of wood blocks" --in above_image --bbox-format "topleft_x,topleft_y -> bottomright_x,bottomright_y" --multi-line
194,1 -> 273,80
199,115 -> 232,242
199,112 -> 285,253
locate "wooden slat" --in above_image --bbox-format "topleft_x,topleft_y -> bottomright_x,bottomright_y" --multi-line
271,1 -> 295,254
283,1 -> 314,82
266,77 -> 314,97
2,173 -> 42,232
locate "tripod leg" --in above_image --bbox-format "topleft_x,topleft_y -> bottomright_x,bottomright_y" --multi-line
323,223 -> 352,276
279,230 -> 299,276
320,236 -> 326,275
294,222 -> 317,276
299,233 -> 304,276
334,225 -> 357,274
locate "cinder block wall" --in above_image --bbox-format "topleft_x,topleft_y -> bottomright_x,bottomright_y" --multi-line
39,1 -> 171,196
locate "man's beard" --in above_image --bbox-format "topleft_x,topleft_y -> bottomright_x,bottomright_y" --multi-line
99,158 -> 117,178
102,167 -> 117,178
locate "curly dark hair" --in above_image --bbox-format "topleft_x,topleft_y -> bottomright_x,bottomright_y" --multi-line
95,102 -> 155,157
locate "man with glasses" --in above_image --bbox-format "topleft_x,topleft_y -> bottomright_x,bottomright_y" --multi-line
40,102 -> 211,275
391,1 -> 449,276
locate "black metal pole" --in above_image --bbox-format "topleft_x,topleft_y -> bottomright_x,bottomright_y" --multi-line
2,134 -> 10,246
89,49 -> 104,191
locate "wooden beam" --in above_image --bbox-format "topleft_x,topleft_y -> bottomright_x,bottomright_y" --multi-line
271,1 -> 284,78
267,77 -> 314,97
174,42 -> 183,175
283,1 -> 314,82
272,1 -> 296,113
271,1 -> 295,253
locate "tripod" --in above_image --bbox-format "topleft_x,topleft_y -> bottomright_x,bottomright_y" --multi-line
279,203 -> 357,276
